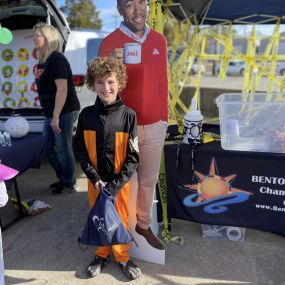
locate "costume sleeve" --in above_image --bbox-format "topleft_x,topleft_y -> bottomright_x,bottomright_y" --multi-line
106,113 -> 139,196
73,112 -> 101,185
159,36 -> 169,122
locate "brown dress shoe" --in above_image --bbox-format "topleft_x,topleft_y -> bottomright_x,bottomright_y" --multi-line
135,225 -> 165,250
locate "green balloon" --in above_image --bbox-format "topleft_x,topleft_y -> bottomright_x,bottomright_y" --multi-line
0,28 -> 13,44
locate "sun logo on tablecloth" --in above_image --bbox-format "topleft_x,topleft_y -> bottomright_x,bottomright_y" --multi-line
183,158 -> 252,214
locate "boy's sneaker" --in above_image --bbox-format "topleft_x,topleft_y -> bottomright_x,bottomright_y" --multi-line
51,184 -> 78,195
86,255 -> 110,278
118,259 -> 141,280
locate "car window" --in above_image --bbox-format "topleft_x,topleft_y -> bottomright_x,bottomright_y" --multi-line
0,0 -> 46,30
86,38 -> 104,64
0,0 -> 41,11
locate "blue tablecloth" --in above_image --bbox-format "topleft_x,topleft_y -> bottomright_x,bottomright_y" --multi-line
164,140 -> 285,234
0,133 -> 45,229
0,133 -> 45,174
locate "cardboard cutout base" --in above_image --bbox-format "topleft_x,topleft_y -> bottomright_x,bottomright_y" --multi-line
128,173 -> 165,265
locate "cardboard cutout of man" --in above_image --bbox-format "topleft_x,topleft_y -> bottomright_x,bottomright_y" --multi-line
99,0 -> 168,250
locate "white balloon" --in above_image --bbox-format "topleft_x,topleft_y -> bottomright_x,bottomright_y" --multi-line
4,114 -> 30,138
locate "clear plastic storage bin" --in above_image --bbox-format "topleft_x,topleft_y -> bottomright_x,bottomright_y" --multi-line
216,93 -> 285,153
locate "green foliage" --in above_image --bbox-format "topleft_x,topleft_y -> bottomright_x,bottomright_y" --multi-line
60,0 -> 102,29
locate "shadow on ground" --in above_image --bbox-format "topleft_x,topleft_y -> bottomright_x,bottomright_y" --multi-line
2,159 -> 285,285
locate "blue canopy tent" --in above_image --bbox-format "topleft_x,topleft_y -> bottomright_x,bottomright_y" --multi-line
164,0 -> 285,24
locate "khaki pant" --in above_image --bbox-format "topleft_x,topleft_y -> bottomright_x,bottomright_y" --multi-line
136,120 -> 167,229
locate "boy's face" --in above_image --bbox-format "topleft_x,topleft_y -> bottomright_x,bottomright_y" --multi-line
117,0 -> 147,37
94,73 -> 119,105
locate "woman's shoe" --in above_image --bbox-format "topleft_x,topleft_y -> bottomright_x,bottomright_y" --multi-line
49,181 -> 62,189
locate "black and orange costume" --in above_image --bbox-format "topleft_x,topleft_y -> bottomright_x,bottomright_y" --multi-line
73,96 -> 139,262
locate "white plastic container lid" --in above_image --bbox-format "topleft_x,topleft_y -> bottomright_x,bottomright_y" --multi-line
184,98 -> 203,122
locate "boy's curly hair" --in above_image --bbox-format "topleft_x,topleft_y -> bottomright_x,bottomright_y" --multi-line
85,57 -> 127,92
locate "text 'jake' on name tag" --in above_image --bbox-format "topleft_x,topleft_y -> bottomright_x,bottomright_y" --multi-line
124,43 -> 141,64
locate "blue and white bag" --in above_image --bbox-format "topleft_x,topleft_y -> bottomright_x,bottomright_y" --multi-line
79,187 -> 134,247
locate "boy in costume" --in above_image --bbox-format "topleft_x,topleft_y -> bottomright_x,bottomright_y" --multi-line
73,57 -> 141,280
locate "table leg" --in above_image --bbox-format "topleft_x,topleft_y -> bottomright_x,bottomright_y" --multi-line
1,177 -> 25,231
13,178 -> 25,215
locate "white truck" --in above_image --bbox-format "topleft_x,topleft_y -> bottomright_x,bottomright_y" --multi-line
64,29 -> 107,109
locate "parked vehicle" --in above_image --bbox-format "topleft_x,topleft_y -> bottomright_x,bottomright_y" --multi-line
188,58 -> 206,75
64,29 -> 108,108
276,61 -> 285,76
215,60 -> 245,76
0,0 -> 72,131
64,29 -> 107,84
168,49 -> 206,75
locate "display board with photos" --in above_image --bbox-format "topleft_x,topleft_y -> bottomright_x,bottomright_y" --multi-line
0,29 -> 39,109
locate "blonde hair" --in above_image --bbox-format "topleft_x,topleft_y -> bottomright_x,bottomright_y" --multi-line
86,57 -> 127,92
33,23 -> 60,63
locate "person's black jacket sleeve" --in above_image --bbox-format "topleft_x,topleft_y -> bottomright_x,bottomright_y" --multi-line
73,112 -> 101,185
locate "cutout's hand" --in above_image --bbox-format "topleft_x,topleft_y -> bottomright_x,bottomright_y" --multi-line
110,48 -> 124,61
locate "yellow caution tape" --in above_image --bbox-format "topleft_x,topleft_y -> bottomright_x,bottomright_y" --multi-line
148,6 -> 285,244
157,145 -> 184,245
148,0 -> 167,33
203,132 -> 221,143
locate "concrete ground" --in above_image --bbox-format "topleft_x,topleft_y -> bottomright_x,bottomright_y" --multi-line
2,158 -> 285,285
2,80 -> 285,285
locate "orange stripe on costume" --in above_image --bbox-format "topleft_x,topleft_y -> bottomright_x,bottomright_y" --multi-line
84,130 -> 99,208
83,130 -> 97,170
87,181 -> 100,208
114,132 -> 129,174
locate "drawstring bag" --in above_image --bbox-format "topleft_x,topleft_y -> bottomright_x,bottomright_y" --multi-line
78,186 -> 135,247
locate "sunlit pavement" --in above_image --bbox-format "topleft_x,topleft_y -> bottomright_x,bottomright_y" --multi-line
2,76 -> 285,285
2,159 -> 285,285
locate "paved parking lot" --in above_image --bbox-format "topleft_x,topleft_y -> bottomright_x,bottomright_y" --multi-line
2,159 -> 285,285
2,75 -> 285,285
187,73 -> 281,92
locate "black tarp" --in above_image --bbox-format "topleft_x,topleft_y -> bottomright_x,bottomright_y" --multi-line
164,0 -> 285,24
164,141 -> 285,234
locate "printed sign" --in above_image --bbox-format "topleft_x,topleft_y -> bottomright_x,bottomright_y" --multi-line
0,29 -> 39,109
164,142 -> 285,234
